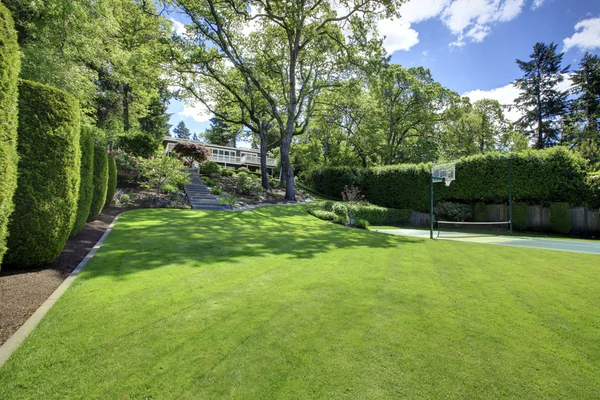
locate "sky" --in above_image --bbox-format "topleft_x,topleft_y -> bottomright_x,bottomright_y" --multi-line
167,0 -> 600,136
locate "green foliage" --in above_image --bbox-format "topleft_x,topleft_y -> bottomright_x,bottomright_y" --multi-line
0,3 -> 20,267
139,155 -> 190,194
354,219 -> 369,229
550,202 -> 572,234
232,173 -> 262,195
89,144 -> 108,221
588,172 -> 600,208
220,167 -> 234,177
212,186 -> 222,195
6,80 -> 81,267
218,194 -> 237,205
105,155 -> 117,207
161,184 -> 178,194
205,179 -> 216,187
114,149 -> 140,183
307,208 -> 336,221
173,121 -> 191,139
435,202 -> 472,222
331,203 -> 348,219
117,131 -> 161,158
333,214 -> 348,225
513,202 -> 529,231
474,202 -> 487,222
305,148 -> 590,212
199,161 -> 221,175
71,127 -> 95,236
237,167 -> 251,174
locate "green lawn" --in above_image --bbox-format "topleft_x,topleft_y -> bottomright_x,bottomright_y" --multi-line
1,207 -> 600,399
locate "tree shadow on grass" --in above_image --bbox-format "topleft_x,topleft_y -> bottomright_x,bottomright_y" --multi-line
82,206 -> 423,279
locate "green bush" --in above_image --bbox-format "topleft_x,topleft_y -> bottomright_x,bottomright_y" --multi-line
512,202 -> 529,231
0,4 -> 20,268
205,179 -> 216,187
233,174 -> 262,195
71,127 -> 95,236
550,202 -> 571,235
331,203 -> 348,219
305,148 -> 589,212
5,80 -> 81,267
354,219 -> 369,229
218,194 -> 237,205
309,201 -> 411,226
307,208 -> 336,221
220,167 -> 234,177
237,167 -> 251,174
199,161 -> 220,175
162,184 -> 178,194
333,214 -> 348,225
474,202 -> 487,222
435,202 -> 472,222
212,186 -> 222,195
88,145 -> 108,221
588,172 -> 600,209
105,155 -> 117,208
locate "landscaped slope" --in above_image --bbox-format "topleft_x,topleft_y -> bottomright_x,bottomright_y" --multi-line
1,207 -> 599,398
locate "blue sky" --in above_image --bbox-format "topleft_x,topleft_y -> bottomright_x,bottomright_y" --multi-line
167,0 -> 600,135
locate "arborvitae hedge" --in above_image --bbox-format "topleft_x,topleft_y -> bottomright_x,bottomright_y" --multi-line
512,202 -> 529,231
0,3 -> 20,268
105,155 -> 117,208
5,80 -> 81,267
71,127 -> 95,236
550,202 -> 572,234
304,148 -> 590,212
88,145 -> 108,221
474,202 -> 487,222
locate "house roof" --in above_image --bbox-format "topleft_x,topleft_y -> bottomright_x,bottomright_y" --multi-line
163,137 -> 261,154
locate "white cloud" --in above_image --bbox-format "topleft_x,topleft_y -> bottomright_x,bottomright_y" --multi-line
532,0 -> 545,10
170,18 -> 186,36
377,19 -> 420,53
464,75 -> 572,122
180,102 -> 213,123
399,0 -> 451,24
563,18 -> 600,52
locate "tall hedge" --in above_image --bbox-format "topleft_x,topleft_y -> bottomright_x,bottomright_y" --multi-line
0,3 -> 20,268
71,127 -> 95,236
5,80 -> 81,267
304,148 -> 590,212
88,145 -> 108,221
105,154 -> 117,208
550,202 -> 571,235
512,202 -> 529,231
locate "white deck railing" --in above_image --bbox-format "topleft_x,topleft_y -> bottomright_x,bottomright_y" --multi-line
210,154 -> 241,164
241,154 -> 277,167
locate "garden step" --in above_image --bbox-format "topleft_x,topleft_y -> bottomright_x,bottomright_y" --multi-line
184,172 -> 221,210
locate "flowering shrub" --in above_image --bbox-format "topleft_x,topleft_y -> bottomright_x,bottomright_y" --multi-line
139,155 -> 190,194
435,202 -> 472,222
341,185 -> 364,202
114,149 -> 141,184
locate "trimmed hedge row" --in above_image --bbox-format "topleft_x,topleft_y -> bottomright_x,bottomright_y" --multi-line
71,127 -> 95,236
307,201 -> 412,226
5,80 -> 81,267
88,145 -> 108,221
105,155 -> 117,208
550,202 -> 571,234
304,148 -> 590,212
513,202 -> 528,231
0,3 -> 20,268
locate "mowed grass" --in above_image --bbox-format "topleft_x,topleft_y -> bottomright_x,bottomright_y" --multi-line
1,207 -> 600,399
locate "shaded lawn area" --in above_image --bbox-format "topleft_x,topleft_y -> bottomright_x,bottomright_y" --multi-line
1,207 -> 600,399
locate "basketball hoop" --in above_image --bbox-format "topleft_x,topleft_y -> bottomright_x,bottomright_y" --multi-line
430,162 -> 456,239
443,177 -> 452,187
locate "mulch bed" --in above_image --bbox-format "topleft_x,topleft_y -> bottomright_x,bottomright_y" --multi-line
0,208 -> 128,345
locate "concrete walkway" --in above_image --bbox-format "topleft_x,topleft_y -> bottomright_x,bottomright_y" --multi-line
372,228 -> 600,255
185,169 -> 222,210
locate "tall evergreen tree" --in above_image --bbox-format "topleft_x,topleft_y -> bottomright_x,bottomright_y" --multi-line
173,121 -> 191,139
203,116 -> 240,147
513,42 -> 570,149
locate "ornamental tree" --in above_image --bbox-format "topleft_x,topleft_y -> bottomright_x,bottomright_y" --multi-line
173,141 -> 211,164
139,155 -> 190,194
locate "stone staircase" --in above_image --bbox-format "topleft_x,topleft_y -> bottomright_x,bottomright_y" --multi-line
185,169 -> 222,210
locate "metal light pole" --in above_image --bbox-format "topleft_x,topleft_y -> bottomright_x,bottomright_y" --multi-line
430,173 -> 434,239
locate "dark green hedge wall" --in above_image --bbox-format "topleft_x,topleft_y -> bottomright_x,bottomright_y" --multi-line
550,202 -> 572,234
512,202 -> 529,231
304,148 -> 590,212
0,3 -> 20,268
5,80 -> 81,267
71,127 -> 95,236
105,155 -> 117,208
88,145 -> 108,221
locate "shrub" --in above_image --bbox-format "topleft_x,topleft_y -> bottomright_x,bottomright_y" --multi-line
220,167 -> 234,177
218,194 -> 237,205
205,179 -> 216,187
354,219 -> 370,229
5,80 -> 81,267
88,145 -> 108,221
512,202 -> 529,231
435,202 -> 472,222
199,161 -> 221,175
305,148 -> 589,211
114,149 -> 140,184
71,127 -> 95,236
346,202 -> 412,225
341,185 -> 365,202
331,203 -> 349,219
474,202 -> 487,222
233,174 -> 262,195
237,167 -> 251,174
173,142 -> 211,164
212,186 -> 222,195
588,172 -> 600,209
0,4 -> 21,267
550,202 -> 571,234
333,214 -> 348,225
162,184 -> 178,194
105,154 -> 117,208
307,208 -> 336,221
139,155 -> 190,194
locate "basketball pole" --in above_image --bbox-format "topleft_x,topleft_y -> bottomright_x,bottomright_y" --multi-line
430,173 -> 434,240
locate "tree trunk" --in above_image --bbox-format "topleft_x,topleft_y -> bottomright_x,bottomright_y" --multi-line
259,124 -> 270,191
280,135 -> 295,201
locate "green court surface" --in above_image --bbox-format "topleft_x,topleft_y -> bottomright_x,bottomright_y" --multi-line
372,228 -> 600,255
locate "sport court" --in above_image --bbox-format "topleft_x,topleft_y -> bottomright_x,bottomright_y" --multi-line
372,227 -> 600,255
